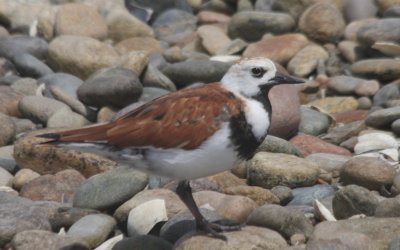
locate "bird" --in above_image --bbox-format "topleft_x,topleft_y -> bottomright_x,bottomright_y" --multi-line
38,57 -> 304,240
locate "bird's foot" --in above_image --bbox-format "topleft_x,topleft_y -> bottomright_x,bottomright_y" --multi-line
197,219 -> 245,241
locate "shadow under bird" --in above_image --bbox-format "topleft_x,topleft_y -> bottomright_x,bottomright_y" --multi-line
38,57 -> 304,240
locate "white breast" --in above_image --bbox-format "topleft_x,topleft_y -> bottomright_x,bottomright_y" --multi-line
243,98 -> 270,139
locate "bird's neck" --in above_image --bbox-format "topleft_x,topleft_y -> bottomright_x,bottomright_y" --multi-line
251,86 -> 273,122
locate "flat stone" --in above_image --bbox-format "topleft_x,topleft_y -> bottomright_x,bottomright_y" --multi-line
366,106 -> 400,128
198,25 -> 231,55
67,214 -> 116,249
247,204 -> 313,239
11,53 -> 53,78
288,185 -> 338,206
77,67 -> 143,108
340,157 -> 396,190
350,59 -> 400,81
373,83 -> 400,107
11,230 -> 89,250
216,38 -> 248,56
142,63 -> 176,91
18,96 -> 70,124
332,110 -> 369,124
228,11 -> 295,42
354,80 -> 380,97
257,135 -> 302,156
13,129 -> 118,178
357,18 -> 400,46
224,185 -> 280,206
11,78 -> 38,96
298,106 -> 331,136
115,37 -> 163,55
288,44 -> 329,77
247,152 -> 320,189
332,185 -> 379,219
311,217 -> 400,249
290,134 -> 352,157
47,35 -> 119,79
307,97 -> 358,114
344,0 -> 377,21
0,36 -> 48,60
305,153 -> 351,173
47,108 -> 91,128
20,169 -> 85,203
327,75 -> 364,95
299,3 -> 346,43
243,33 -> 309,65
197,10 -> 231,24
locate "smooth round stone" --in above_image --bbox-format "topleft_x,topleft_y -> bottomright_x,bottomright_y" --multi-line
0,36 -> 48,60
127,0 -> 193,19
228,11 -> 294,42
113,235 -> 172,250
357,97 -> 372,110
332,185 -> 379,219
197,10 -> 232,24
327,75 -> 364,95
247,204 -> 313,239
11,78 -> 38,96
344,18 -> 378,41
0,57 -> 17,76
243,33 -> 309,65
73,166 -> 148,211
224,185 -> 280,206
338,40 -> 366,63
257,135 -> 302,156
391,119 -> 400,135
247,152 -> 320,189
20,169 -> 85,203
152,9 -> 197,44
340,157 -> 396,190
12,168 -> 40,190
174,226 -> 287,249
354,80 -> 380,97
311,217 -> 400,250
357,18 -> 400,46
115,37 -> 163,55
37,5 -> 57,41
366,106 -> 400,127
307,97 -> 358,114
106,8 -> 154,42
67,214 -> 116,249
354,132 -> 398,156
373,83 -> 400,107
77,67 -> 143,108
97,106 -> 118,123
198,25 -> 231,55
298,106 -> 331,136
142,64 -> 176,91
115,50 -> 149,76
287,44 -> 328,77
0,113 -> 15,147
18,96 -> 70,124
162,60 -> 230,88
0,158 -> 18,174
288,185 -> 338,206
383,5 -> 400,17
0,86 -> 24,117
375,198 -> 400,217
351,59 -> 400,81
320,120 -> 366,145
344,0 -> 377,21
216,38 -> 248,56
47,108 -> 90,128
305,153 -> 351,173
139,87 -> 170,103
11,230 -> 89,250
11,53 -> 53,78
271,186 -> 293,205
299,3 -> 346,43
39,73 -> 83,99
47,35 -> 119,79
55,3 -> 107,40
290,134 -> 352,157
0,167 -> 13,187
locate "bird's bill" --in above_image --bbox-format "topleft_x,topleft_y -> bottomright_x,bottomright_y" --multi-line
269,71 -> 305,85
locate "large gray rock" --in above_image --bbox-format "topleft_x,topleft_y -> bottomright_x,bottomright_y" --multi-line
77,67 -> 143,108
73,166 -> 148,211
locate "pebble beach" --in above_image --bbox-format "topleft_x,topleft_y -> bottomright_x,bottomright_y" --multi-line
1,0 -> 400,249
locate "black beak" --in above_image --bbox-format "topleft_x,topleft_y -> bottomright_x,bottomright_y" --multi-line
269,71 -> 305,85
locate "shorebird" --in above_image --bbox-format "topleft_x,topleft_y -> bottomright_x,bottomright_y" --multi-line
39,57 -> 304,239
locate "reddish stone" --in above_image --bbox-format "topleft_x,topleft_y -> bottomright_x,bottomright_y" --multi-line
290,134 -> 352,157
332,110 -> 369,124
197,11 -> 232,24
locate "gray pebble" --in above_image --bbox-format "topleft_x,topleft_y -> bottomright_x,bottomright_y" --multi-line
298,106 -> 331,136
288,185 -> 338,206
11,53 -> 53,78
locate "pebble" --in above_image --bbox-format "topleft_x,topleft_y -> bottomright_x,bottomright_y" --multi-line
350,59 -> 400,81
299,3 -> 346,43
354,80 -> 380,97
366,106 -> 400,128
305,153 -> 351,173
139,87 -> 170,103
115,37 -> 163,55
287,44 -> 328,77
320,120 -> 366,145
375,197 -> 400,217
288,185 -> 338,206
47,35 -> 119,79
113,235 -> 172,250
73,166 -> 148,211
47,108 -> 90,128
373,83 -> 400,107
224,185 -> 280,206
216,38 -> 248,55
257,135 -> 302,156
0,36 -> 48,60
10,78 -> 39,96
290,134 -> 352,157
0,86 -> 24,117
357,18 -> 400,46
357,96 -> 372,110
340,157 -> 396,190
67,214 -> 116,249
11,53 -> 53,78
49,206 -> 99,232
243,33 -> 309,65
19,169 -> 85,203
311,217 -> 400,249
198,25 -> 231,55
247,204 -> 314,239
197,10 -> 232,24
114,50 -> 149,76
142,63 -> 177,91
228,11 -> 295,42
247,152 -> 320,189
271,186 -> 293,205
327,75 -> 364,95
344,0 -> 378,21
298,106 -> 331,136
12,169 -> 40,190
0,167 -> 13,187
354,132 -> 398,156
332,184 -> 379,219
0,113 -> 15,147
38,72 -> 83,99
307,97 -> 359,114
77,67 -> 143,108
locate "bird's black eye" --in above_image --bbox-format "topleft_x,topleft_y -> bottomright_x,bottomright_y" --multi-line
251,67 -> 266,78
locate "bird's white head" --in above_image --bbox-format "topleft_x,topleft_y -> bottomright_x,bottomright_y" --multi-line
221,57 -> 304,97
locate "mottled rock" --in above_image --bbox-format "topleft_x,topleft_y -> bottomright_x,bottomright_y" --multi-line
114,50 -> 149,76
55,3 -> 107,40
247,204 -> 313,239
47,35 -> 119,79
351,59 -> 400,81
247,152 -> 320,189
0,86 -> 24,117
288,185 -> 338,206
243,33 -> 309,65
288,44 -> 328,77
115,37 -> 163,55
142,63 -> 177,91
224,185 -> 279,206
307,97 -> 358,114
198,25 -> 231,55
271,186 -> 293,205
73,166 -> 148,211
375,198 -> 400,217
332,185 -> 379,219
257,135 -> 302,156
49,206 -> 99,232
298,106 -> 331,136
290,134 -> 352,156
299,3 -> 346,43
228,11 -> 294,42
67,214 -> 116,248
13,129 -> 117,178
12,168 -> 40,190
357,18 -> 400,46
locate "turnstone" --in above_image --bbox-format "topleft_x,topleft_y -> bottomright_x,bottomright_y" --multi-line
39,57 -> 304,239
